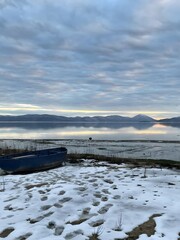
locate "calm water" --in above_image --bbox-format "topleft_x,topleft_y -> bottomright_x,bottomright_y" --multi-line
0,122 -> 180,141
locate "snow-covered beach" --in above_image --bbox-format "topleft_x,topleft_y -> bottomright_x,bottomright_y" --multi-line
0,139 -> 180,240
0,161 -> 180,240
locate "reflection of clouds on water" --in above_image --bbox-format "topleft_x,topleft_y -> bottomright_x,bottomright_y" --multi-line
153,123 -> 167,128
0,122 -> 155,130
0,122 -> 180,140
132,129 -> 167,135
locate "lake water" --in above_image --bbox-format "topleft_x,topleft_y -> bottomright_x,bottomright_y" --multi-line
0,122 -> 180,141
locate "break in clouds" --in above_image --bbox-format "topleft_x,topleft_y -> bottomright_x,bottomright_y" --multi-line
0,0 -> 180,117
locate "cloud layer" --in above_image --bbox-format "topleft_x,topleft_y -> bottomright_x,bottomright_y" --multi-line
0,0 -> 180,117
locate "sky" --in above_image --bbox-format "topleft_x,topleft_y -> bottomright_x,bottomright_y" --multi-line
0,0 -> 180,119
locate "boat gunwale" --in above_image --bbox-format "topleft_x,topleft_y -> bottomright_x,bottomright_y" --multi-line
0,147 -> 67,174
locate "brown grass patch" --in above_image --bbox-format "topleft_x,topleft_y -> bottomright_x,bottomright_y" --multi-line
119,213 -> 162,240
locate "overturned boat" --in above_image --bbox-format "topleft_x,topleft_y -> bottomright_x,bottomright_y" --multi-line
0,147 -> 67,174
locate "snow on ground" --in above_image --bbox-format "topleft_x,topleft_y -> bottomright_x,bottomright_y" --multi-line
0,161 -> 179,240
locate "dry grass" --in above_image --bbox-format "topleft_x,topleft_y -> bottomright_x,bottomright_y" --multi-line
68,153 -> 180,169
0,148 -> 25,156
88,226 -> 103,240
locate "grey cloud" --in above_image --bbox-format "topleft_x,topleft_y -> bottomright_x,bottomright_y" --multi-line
0,0 -> 180,115
0,0 -> 27,9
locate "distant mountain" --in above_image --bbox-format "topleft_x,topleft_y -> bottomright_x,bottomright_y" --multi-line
131,114 -> 156,122
158,116 -> 180,123
0,114 -> 153,122
158,116 -> 180,128
0,114 -> 67,122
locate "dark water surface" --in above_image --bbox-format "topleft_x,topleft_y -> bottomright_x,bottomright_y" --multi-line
0,121 -> 180,141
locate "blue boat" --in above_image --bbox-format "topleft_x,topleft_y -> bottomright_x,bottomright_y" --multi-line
0,147 -> 67,174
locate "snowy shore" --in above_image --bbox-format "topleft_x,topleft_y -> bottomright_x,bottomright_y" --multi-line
0,160 -> 180,240
0,139 -> 180,239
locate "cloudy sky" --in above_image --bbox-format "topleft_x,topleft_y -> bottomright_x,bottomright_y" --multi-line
0,0 -> 180,119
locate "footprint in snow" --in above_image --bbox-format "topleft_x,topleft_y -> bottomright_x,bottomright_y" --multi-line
82,207 -> 91,215
93,191 -> 102,198
40,205 -> 52,211
38,190 -> 46,194
65,229 -> 84,240
47,221 -> 64,236
47,221 -> 56,229
74,186 -> 87,192
14,232 -> 32,240
104,179 -> 114,184
111,184 -> 118,189
0,227 -> 15,238
113,195 -> 121,200
27,211 -> 54,224
59,197 -> 72,204
102,189 -> 110,194
89,178 -> 97,183
92,183 -> 99,187
54,202 -> 63,208
89,219 -> 104,227
98,204 -> 113,214
58,190 -> 66,195
92,201 -> 100,206
54,226 -> 64,236
4,204 -> 13,211
4,196 -> 19,202
25,193 -> 33,202
101,196 -> 108,202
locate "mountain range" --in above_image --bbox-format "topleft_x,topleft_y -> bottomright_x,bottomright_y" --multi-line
0,114 -> 179,123
0,114 -> 179,130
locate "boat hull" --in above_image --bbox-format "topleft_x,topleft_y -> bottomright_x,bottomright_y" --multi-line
0,147 -> 67,174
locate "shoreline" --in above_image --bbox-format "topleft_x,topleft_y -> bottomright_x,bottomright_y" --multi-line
1,139 -> 180,163
1,138 -> 180,143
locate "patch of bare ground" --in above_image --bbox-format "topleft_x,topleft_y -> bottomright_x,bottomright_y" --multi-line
118,213 -> 162,240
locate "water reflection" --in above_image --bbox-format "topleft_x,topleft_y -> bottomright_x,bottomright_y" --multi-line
132,124 -> 167,135
0,122 -> 180,140
0,121 -> 154,130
